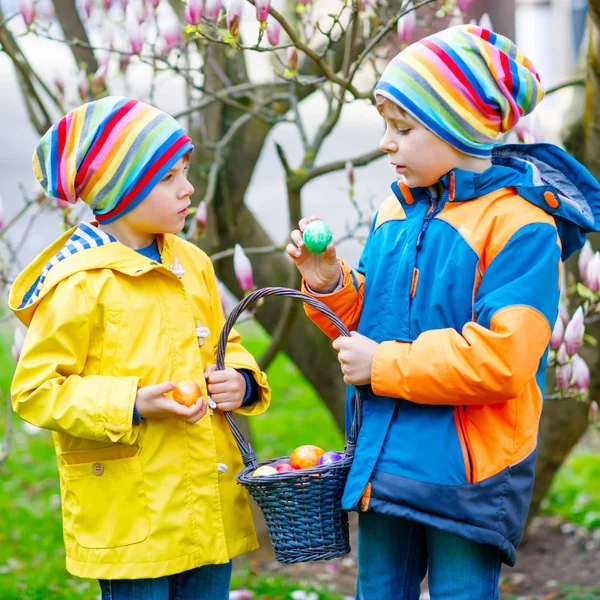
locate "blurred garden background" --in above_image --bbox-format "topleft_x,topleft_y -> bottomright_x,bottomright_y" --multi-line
1,0 -> 600,598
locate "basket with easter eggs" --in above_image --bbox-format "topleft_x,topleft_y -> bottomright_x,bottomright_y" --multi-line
216,286 -> 362,564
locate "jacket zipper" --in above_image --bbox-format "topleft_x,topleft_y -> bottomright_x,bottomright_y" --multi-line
456,406 -> 475,484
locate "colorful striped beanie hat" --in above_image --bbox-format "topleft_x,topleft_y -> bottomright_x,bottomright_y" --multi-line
375,25 -> 545,157
33,96 -> 194,223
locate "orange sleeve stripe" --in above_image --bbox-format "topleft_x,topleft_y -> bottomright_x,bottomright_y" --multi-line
302,259 -> 365,338
370,305 -> 551,405
374,195 -> 407,232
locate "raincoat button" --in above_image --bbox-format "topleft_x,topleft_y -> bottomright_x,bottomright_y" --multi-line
217,463 -> 228,474
92,462 -> 104,476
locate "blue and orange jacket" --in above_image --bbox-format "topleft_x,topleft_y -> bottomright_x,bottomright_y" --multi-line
304,144 -> 600,565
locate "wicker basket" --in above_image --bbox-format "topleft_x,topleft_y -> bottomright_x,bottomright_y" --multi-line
216,287 -> 362,564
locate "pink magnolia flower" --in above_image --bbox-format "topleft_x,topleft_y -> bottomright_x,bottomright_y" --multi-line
195,201 -> 207,236
37,0 -> 55,21
229,591 -> 255,600
585,251 -> 600,292
77,69 -> 89,101
555,362 -> 572,392
56,197 -> 71,209
226,0 -> 243,38
12,328 -> 25,364
559,301 -> 569,326
563,306 -> 585,356
204,0 -> 221,19
255,0 -> 270,23
78,0 -> 93,19
579,240 -> 594,282
557,343 -> 569,365
19,0 -> 35,25
266,16 -> 280,45
550,316 -> 564,351
346,161 -> 355,186
397,1 -> 416,44
457,0 -> 473,11
287,47 -> 298,72
53,72 -> 65,95
120,0 -> 129,11
589,400 -> 599,424
103,0 -> 113,11
233,244 -> 254,291
185,0 -> 203,25
127,17 -> 144,54
159,17 -> 183,52
479,12 -> 493,31
571,354 -> 590,391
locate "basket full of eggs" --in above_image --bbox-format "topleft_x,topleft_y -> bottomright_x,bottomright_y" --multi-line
216,284 -> 362,564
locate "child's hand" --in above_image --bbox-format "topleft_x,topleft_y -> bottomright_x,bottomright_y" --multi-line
332,332 -> 380,386
135,381 -> 207,424
286,216 -> 341,294
204,365 -> 247,412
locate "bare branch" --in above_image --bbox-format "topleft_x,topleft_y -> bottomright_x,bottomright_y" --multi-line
303,147 -> 383,184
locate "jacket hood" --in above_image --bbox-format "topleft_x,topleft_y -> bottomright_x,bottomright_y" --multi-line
9,222 -> 175,327
392,143 -> 600,261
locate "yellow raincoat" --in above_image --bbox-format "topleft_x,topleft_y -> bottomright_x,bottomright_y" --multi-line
9,224 -> 271,579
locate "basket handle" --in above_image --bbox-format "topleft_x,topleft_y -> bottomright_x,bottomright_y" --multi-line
216,287 -> 363,469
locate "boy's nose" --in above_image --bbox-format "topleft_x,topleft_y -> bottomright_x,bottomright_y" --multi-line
180,178 -> 195,198
380,132 -> 397,154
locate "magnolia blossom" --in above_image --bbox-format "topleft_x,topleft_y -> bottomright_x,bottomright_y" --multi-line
266,16 -> 281,46
229,591 -> 254,600
185,0 -> 203,25
78,0 -> 93,20
479,12 -> 493,31
159,17 -> 183,52
555,362 -> 572,392
571,354 -> 590,391
579,240 -> 594,282
120,0 -> 129,11
53,72 -> 65,96
558,301 -> 569,326
12,328 -> 25,364
549,315 -> 564,351
589,400 -> 599,424
563,306 -> 585,356
233,244 -> 254,292
397,2 -> 416,44
204,0 -> 221,19
585,251 -> 600,292
77,69 -> 89,101
226,0 -> 243,38
255,0 -> 270,23
37,0 -> 55,21
557,343 -> 569,366
103,0 -> 113,10
126,17 -> 144,54
19,0 -> 35,25
56,197 -> 71,209
287,46 -> 298,72
456,0 -> 473,11
346,161 -> 355,186
196,201 -> 207,235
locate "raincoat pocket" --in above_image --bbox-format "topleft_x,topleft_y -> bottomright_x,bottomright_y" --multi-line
62,445 -> 151,549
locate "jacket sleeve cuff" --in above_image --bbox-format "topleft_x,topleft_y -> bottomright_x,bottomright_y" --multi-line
103,377 -> 141,444
237,369 -> 258,407
371,341 -> 411,399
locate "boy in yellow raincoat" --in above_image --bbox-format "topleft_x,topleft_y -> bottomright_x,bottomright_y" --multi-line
9,96 -> 271,599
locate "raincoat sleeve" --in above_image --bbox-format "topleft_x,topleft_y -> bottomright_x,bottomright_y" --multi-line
203,257 -> 271,417
301,217 -> 375,338
10,274 -> 141,444
371,222 -> 562,405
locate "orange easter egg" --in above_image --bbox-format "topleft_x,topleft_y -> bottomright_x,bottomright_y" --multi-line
173,379 -> 202,407
290,445 -> 325,469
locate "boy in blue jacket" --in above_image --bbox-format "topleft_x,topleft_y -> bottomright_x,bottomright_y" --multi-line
288,25 -> 600,599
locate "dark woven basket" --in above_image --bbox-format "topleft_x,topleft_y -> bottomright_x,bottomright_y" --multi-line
216,287 -> 362,564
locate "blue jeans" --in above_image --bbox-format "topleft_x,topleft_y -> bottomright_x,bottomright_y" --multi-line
356,513 -> 501,600
99,561 -> 232,600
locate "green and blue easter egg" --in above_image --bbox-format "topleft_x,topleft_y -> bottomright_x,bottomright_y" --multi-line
302,220 -> 332,254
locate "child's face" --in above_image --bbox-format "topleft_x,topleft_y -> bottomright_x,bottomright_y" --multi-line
378,101 -> 461,188
119,155 -> 194,236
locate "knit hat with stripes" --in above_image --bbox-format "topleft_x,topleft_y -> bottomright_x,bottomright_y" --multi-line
375,25 -> 545,157
33,96 -> 194,223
